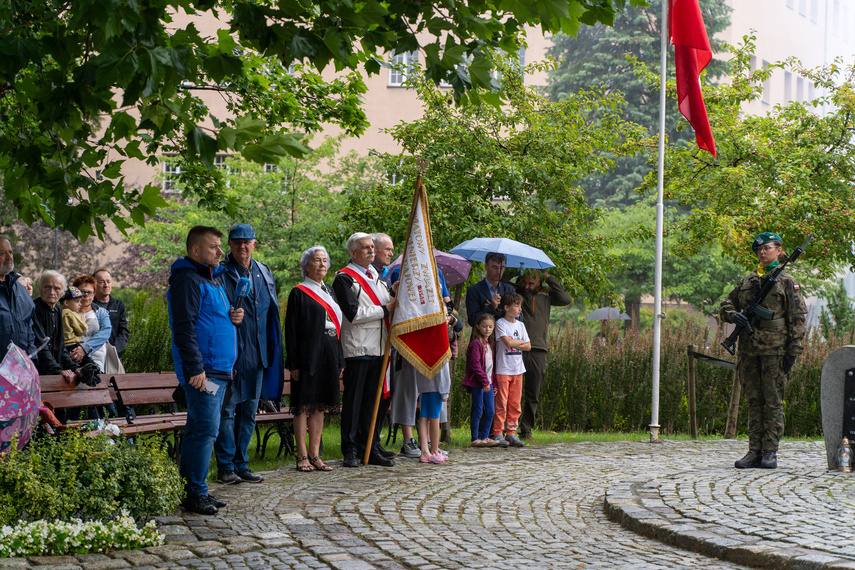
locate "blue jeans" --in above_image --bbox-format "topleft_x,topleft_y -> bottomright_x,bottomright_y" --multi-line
180,377 -> 228,497
215,368 -> 263,472
469,386 -> 495,441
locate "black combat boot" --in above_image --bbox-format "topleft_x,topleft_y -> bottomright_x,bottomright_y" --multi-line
760,450 -> 777,469
734,450 -> 762,469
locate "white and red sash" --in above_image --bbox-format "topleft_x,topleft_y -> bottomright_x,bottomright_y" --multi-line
295,284 -> 341,338
340,265 -> 391,397
340,266 -> 390,331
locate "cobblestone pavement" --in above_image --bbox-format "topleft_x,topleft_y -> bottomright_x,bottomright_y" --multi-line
606,440 -> 855,569
6,439 -> 848,570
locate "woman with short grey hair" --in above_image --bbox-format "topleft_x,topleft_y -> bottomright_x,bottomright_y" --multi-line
286,245 -> 344,472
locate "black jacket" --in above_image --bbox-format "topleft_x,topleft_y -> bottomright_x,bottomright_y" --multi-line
32,298 -> 78,374
285,284 -> 344,378
92,296 -> 129,355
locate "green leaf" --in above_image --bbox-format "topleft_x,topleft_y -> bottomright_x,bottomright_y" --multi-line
102,161 -> 124,179
468,57 -> 495,90
187,127 -> 219,170
354,0 -> 388,27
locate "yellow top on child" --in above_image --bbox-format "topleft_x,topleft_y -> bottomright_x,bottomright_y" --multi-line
60,286 -> 88,346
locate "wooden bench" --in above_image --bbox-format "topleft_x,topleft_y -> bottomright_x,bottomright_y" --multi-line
108,372 -> 186,456
40,374 -> 116,433
254,376 -> 352,460
253,371 -> 295,459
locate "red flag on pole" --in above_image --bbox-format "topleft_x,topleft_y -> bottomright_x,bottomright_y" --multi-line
391,176 -> 450,378
670,0 -> 717,157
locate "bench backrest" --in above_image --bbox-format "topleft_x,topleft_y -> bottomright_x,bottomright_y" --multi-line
110,372 -> 180,407
40,375 -> 115,410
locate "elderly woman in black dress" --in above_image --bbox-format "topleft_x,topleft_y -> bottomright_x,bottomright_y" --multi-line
285,245 -> 344,472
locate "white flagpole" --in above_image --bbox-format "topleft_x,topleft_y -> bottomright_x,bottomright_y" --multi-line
650,0 -> 668,443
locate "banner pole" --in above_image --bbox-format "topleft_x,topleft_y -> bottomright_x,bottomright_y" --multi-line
363,333 -> 394,466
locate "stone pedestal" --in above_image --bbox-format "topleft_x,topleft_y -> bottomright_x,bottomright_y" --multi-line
820,345 -> 855,470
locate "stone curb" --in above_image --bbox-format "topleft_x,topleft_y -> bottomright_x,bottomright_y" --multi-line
604,476 -> 855,570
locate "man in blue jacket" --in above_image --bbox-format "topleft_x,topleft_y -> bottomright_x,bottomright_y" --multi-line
168,226 -> 243,515
0,236 -> 36,358
214,223 -> 283,485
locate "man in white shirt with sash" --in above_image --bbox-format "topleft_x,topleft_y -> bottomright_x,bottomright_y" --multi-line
332,232 -> 398,468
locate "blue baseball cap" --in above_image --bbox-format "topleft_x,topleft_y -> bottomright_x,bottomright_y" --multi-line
228,224 -> 256,241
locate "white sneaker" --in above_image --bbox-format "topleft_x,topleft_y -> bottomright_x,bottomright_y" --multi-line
400,438 -> 421,458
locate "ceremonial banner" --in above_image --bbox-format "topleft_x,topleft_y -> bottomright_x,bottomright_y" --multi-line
391,177 -> 451,378
670,0 -> 717,157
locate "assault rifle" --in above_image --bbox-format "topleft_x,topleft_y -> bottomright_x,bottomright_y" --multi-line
721,234 -> 812,356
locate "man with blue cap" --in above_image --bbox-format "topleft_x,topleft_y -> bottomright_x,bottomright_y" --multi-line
214,223 -> 283,485
720,232 -> 807,470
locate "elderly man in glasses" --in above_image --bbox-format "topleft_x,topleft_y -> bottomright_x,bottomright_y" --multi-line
720,232 -> 807,470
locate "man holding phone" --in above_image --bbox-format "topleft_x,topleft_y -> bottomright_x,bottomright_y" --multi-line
214,224 -> 282,486
168,226 -> 244,515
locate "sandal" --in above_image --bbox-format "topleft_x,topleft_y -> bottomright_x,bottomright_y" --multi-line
310,456 -> 333,471
295,455 -> 314,472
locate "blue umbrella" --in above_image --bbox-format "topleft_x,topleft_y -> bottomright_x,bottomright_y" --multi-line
450,237 -> 555,269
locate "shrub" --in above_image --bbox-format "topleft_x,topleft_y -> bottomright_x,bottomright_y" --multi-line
122,289 -> 173,373
0,430 -> 182,525
449,321 -> 841,438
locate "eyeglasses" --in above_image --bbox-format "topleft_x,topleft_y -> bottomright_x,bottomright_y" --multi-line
79,290 -> 95,297
757,245 -> 780,253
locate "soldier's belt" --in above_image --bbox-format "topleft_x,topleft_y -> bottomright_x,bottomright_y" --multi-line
755,318 -> 785,330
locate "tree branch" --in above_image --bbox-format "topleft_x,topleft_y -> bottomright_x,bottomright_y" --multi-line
0,2 -> 72,36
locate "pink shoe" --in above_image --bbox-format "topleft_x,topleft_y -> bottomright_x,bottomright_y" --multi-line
429,454 -> 445,464
419,456 -> 432,463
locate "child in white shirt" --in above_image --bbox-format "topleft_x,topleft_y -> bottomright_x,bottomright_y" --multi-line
491,291 -> 530,448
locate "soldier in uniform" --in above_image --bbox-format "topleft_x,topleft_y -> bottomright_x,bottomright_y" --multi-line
720,232 -> 807,470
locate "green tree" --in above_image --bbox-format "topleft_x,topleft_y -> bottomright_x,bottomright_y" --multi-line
338,59 -> 648,303
596,199 -> 744,323
128,136 -> 383,291
546,0 -> 731,209
640,35 -> 855,277
818,278 -> 855,342
0,0 -> 643,240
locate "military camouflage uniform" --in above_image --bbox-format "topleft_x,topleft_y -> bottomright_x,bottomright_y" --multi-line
720,269 -> 807,452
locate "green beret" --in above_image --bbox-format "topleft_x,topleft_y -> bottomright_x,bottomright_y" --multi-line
752,232 -> 783,253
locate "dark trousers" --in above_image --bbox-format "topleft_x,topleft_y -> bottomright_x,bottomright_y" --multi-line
519,349 -> 547,437
341,357 -> 384,457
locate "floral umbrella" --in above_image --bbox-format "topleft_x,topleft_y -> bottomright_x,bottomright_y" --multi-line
0,343 -> 40,453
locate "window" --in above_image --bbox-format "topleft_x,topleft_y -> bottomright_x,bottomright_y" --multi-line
797,76 -> 805,102
811,0 -> 818,22
786,0 -> 794,8
809,81 -> 816,101
264,163 -> 278,173
214,155 -> 228,170
761,60 -> 771,105
784,71 -> 792,101
162,161 -> 181,193
799,0 -> 807,16
388,51 -> 419,87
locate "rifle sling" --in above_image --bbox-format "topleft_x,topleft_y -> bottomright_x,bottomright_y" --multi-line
755,318 -> 785,330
